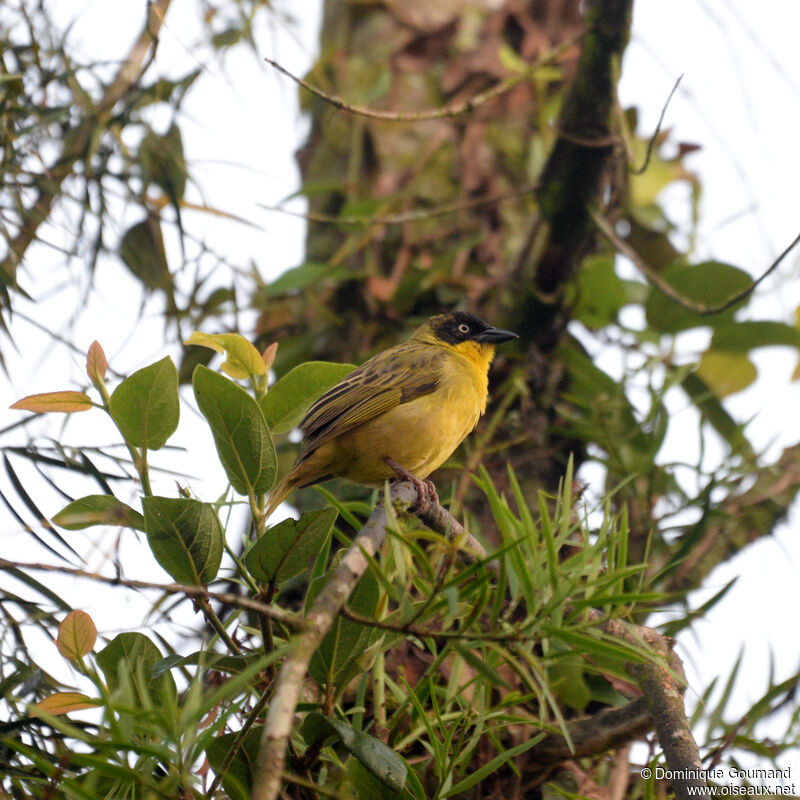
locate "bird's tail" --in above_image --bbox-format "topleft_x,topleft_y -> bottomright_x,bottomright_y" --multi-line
264,473 -> 301,521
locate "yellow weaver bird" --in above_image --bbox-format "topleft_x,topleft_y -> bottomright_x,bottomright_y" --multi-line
264,312 -> 518,518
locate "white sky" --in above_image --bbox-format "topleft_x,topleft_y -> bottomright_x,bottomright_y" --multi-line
2,0 -> 799,776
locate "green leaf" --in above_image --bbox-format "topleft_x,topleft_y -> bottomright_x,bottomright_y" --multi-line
261,361 -> 355,434
109,356 -> 179,449
142,496 -> 223,584
645,261 -> 753,333
308,714 -> 407,793
151,651 -> 259,679
573,255 -> 627,329
309,565 -> 382,691
206,726 -> 262,800
185,332 -> 267,381
442,736 -> 545,797
262,262 -> 351,299
96,632 -> 176,707
245,507 -> 337,585
139,123 -> 187,204
192,365 -> 276,495
711,320 -> 800,352
52,495 -> 145,531
119,215 -> 171,291
694,350 -> 757,398
680,372 -> 753,456
549,653 -> 592,710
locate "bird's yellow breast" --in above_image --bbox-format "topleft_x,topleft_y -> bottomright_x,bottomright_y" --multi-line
318,342 -> 492,483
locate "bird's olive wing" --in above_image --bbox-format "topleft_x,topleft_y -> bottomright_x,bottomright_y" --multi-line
297,345 -> 444,459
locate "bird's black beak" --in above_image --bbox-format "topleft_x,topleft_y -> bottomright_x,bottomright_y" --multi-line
473,326 -> 519,344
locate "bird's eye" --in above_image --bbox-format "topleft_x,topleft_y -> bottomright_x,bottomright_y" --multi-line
458,323 -> 470,334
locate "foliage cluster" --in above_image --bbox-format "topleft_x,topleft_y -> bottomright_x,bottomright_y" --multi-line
2,0 -> 800,797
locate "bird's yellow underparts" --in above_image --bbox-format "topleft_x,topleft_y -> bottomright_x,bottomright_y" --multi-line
264,311 -> 518,519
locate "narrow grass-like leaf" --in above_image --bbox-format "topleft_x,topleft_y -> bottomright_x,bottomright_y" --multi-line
309,714 -> 407,793
442,735 -> 544,797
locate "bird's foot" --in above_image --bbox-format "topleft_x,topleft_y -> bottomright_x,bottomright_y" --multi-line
382,456 -> 439,511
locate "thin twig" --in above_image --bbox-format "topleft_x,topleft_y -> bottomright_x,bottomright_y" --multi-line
259,183 -> 539,227
630,75 -> 684,175
0,558 -> 301,627
264,38 -> 579,123
593,209 -> 800,316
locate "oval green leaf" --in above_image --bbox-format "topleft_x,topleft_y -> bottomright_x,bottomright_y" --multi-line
206,726 -> 263,800
694,350 -> 758,398
109,356 -> 179,449
645,261 -> 753,333
185,332 -> 266,380
142,496 -> 223,584
245,507 -> 337,585
52,495 -> 145,531
261,361 -> 355,434
192,365 -> 276,495
96,631 -> 176,707
711,320 -> 800,353
310,714 -> 407,793
309,566 -> 382,691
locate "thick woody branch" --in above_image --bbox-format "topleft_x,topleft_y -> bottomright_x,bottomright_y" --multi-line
598,612 -> 709,799
251,481 -> 417,800
518,0 -> 633,300
529,697 -> 651,764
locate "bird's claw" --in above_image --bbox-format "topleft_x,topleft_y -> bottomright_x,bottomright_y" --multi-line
382,456 -> 438,511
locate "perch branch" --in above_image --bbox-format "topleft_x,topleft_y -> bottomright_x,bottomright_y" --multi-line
251,481 -> 418,800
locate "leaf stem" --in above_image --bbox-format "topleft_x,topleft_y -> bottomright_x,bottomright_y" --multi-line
197,597 -> 243,656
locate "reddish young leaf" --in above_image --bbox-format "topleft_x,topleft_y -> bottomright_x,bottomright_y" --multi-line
10,391 -> 93,413
30,692 -> 101,717
56,610 -> 98,660
86,340 -> 108,387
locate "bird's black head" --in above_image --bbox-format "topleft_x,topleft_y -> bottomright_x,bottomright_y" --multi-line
429,312 -> 518,346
